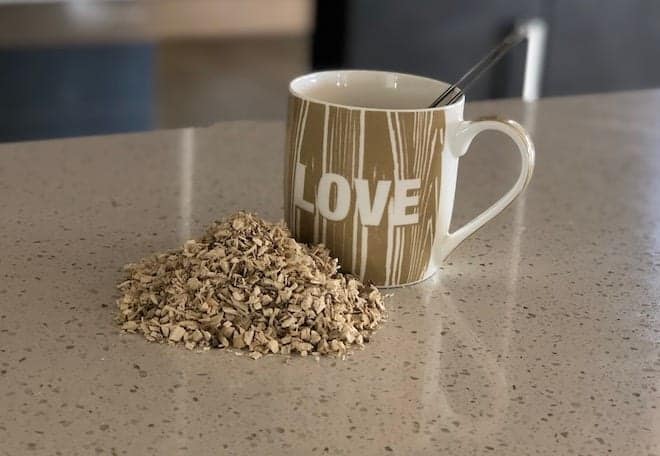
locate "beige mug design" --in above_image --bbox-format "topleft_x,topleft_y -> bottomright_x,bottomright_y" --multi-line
284,70 -> 534,287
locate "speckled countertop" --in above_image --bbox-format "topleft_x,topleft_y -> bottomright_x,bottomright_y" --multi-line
1,90 -> 660,455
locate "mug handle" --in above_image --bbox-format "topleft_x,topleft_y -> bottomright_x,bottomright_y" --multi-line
438,116 -> 536,261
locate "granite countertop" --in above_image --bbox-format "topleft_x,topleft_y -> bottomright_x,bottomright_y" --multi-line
1,90 -> 659,455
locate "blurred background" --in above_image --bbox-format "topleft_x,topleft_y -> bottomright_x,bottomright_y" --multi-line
0,0 -> 659,143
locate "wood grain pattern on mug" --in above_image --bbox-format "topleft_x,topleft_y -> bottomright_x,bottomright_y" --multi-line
285,96 -> 445,286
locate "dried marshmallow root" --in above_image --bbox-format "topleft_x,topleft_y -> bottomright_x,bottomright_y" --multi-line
116,212 -> 386,358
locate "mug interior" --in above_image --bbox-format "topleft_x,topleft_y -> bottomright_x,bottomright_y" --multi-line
289,70 -> 461,110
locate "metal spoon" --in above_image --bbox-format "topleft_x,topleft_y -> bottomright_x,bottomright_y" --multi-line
428,31 -> 525,107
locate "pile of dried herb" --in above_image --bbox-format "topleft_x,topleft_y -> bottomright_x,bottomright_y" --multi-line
116,212 -> 386,358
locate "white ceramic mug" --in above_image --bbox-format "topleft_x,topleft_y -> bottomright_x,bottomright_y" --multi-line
284,70 -> 534,287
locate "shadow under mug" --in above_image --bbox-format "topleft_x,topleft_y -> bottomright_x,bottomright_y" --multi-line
284,70 -> 534,287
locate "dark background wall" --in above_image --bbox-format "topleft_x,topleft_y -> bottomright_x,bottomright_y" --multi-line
0,45 -> 154,142
314,0 -> 660,100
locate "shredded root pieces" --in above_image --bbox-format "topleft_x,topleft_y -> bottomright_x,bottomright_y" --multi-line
116,212 -> 386,358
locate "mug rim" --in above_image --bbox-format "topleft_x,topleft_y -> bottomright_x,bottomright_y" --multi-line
289,69 -> 465,113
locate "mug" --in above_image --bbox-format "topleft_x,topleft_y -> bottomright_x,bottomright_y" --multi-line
284,70 -> 534,287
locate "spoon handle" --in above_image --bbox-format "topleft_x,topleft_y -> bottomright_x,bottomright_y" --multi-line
428,32 -> 525,108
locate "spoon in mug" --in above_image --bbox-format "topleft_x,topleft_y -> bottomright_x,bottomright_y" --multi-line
428,31 -> 525,107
